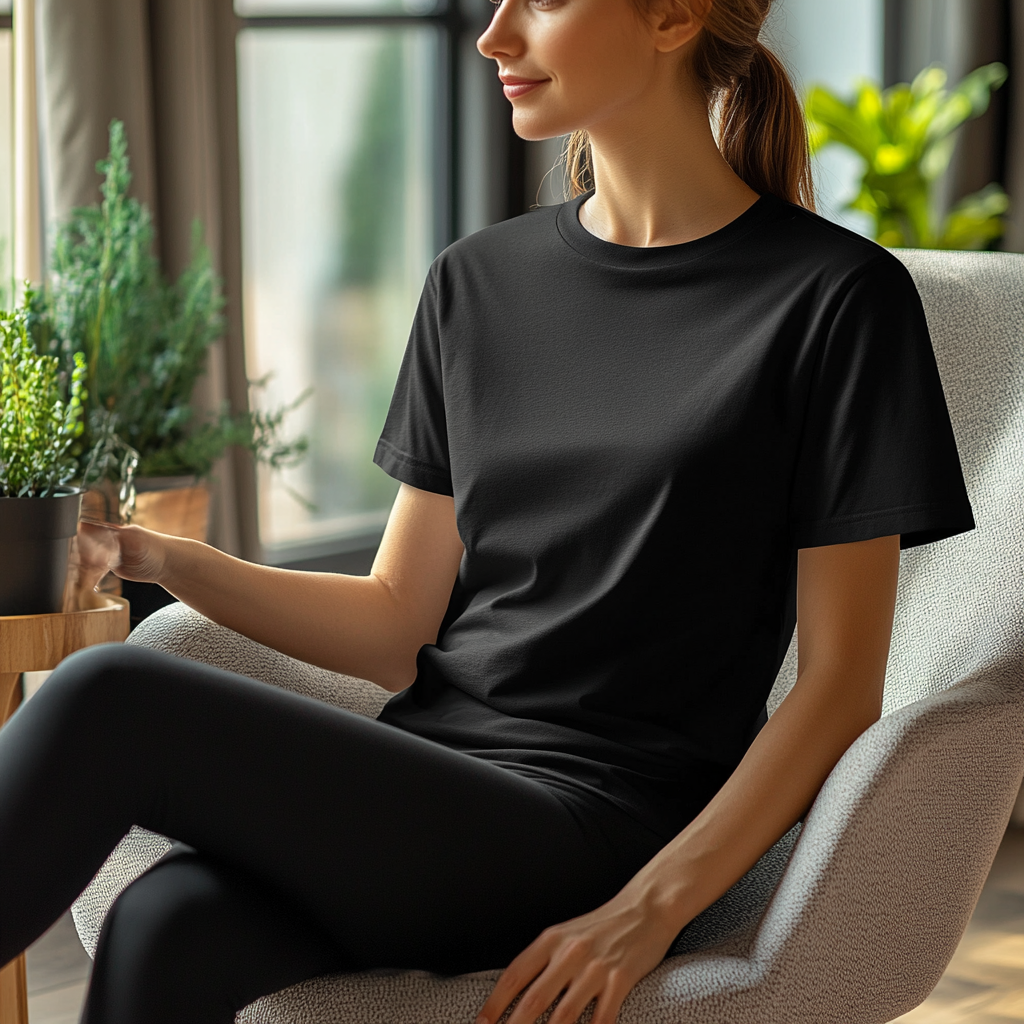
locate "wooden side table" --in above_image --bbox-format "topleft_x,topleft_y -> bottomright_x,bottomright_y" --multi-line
0,597 -> 129,1024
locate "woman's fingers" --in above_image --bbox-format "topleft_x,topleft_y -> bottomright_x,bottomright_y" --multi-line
478,888 -> 679,1024
503,935 -> 603,1024
504,965 -> 572,1024
545,962 -> 607,1024
76,521 -> 122,590
588,972 -> 634,1024
476,938 -> 551,1024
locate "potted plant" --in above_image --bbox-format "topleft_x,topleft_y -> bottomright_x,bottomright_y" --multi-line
32,119 -> 307,543
0,302 -> 87,615
805,62 -> 1008,249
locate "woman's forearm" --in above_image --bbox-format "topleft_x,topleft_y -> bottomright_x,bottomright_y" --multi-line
627,535 -> 899,933
100,484 -> 465,691
152,536 -> 416,689
623,665 -> 882,932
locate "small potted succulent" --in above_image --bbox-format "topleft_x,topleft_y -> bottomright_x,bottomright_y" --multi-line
0,302 -> 87,615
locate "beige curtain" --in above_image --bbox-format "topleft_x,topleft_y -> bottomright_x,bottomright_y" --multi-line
13,0 -> 42,290
34,0 -> 258,559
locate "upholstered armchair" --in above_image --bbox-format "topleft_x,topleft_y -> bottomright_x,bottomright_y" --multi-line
71,250 -> 1024,1023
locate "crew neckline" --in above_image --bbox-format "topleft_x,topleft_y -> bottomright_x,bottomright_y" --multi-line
555,190 -> 785,270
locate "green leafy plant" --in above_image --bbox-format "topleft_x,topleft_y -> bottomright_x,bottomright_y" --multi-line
37,119 -> 307,479
805,63 -> 1009,248
0,302 -> 86,496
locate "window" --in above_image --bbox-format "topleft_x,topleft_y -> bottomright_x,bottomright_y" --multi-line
765,0 -> 884,236
235,0 -> 461,561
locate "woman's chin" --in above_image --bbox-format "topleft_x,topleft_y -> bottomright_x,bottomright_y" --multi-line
511,111 -> 575,142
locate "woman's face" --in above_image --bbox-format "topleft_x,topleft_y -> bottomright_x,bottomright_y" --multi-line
477,0 -> 689,142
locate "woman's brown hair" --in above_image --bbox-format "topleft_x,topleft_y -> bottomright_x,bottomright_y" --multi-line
565,0 -> 815,211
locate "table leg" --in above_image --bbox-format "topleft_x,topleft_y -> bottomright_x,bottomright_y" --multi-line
0,957 -> 27,1024
0,673 -> 29,1024
0,671 -> 26,1024
0,673 -> 20,727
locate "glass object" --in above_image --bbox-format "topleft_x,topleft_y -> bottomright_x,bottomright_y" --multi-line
80,425 -> 139,526
235,0 -> 438,17
237,27 -> 438,553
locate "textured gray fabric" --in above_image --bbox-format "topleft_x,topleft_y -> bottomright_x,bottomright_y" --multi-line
124,604 -> 393,721
71,250 -> 1024,1023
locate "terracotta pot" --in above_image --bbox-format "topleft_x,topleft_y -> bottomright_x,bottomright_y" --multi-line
0,488 -> 83,615
131,477 -> 210,542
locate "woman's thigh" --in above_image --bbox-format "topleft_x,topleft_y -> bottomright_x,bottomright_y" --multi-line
2,643 -> 657,973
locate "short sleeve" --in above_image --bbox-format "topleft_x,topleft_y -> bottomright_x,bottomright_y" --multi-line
373,265 -> 453,496
790,254 -> 975,550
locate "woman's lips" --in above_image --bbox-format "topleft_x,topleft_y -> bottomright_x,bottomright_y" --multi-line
501,78 -> 548,99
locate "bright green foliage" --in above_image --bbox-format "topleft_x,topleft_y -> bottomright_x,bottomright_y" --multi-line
42,120 -> 306,479
805,63 -> 1009,249
0,303 -> 86,496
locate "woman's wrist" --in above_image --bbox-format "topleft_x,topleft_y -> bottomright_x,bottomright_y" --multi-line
619,828 -> 741,938
117,525 -> 177,587
148,532 -> 202,590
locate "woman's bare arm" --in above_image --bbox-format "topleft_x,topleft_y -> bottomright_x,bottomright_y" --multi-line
477,534 -> 901,1024
77,483 -> 464,692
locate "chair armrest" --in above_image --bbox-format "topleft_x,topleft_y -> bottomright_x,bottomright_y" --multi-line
127,602 -> 392,719
624,658 -> 1024,1024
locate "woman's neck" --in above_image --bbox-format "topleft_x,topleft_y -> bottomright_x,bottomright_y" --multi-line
578,90 -> 760,249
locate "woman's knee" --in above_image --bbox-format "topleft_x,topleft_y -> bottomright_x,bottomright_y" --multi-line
98,854 -> 224,973
44,644 -> 154,710
35,645 -> 189,740
87,853 -> 338,1024
87,854 -> 243,1022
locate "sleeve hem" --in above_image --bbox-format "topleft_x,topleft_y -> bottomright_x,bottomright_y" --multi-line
793,500 -> 976,550
373,438 -> 453,497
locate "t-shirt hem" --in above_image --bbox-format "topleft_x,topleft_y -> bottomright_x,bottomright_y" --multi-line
793,501 -> 976,550
373,438 -> 453,496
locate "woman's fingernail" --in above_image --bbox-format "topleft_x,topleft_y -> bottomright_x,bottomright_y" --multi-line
475,1017 -> 487,1024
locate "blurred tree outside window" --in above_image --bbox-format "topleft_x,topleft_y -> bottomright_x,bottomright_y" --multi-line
236,12 -> 438,557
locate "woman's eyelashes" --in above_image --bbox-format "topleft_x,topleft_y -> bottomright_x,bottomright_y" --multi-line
489,0 -> 565,7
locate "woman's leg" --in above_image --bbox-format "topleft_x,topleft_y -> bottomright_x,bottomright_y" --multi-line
83,849 -> 344,1024
0,644 -> 660,1015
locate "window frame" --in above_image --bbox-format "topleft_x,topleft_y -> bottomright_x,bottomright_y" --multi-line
236,3 -> 465,266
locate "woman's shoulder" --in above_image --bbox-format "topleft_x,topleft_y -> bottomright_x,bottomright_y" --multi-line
767,198 -> 915,290
430,206 -> 564,275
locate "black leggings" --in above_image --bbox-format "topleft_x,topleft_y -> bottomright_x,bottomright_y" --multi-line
0,644 -> 664,1023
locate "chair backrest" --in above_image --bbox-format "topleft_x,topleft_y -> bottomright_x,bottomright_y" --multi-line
884,250 -> 1024,712
769,250 -> 1024,715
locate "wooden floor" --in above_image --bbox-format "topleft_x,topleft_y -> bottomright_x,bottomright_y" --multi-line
24,828 -> 1024,1023
893,826 -> 1024,1023
25,913 -> 90,1024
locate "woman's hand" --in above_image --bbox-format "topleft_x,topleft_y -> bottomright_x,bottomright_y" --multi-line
76,522 -> 167,590
476,882 -> 680,1024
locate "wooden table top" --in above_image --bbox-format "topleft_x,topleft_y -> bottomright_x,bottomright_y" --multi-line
0,597 -> 130,675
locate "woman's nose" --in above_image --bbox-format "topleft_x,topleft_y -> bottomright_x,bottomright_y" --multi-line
477,3 -> 525,61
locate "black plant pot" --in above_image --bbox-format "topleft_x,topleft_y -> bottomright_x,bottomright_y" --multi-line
0,489 -> 83,616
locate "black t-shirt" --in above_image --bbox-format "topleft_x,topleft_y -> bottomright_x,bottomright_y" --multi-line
372,193 -> 974,840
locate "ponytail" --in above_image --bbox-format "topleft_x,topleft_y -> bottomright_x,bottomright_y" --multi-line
565,0 -> 814,211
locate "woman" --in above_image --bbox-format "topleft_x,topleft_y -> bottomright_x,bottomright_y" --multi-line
0,0 -> 974,1022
